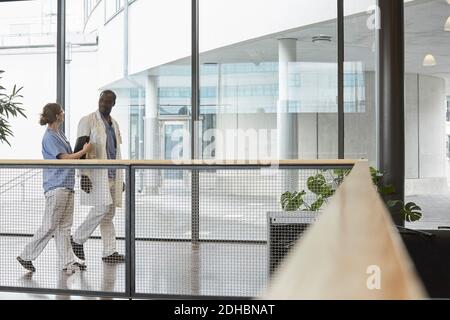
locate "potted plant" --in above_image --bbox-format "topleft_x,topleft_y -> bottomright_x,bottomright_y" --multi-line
0,69 -> 27,145
369,167 -> 422,223
280,169 -> 349,213
268,167 -> 422,276
279,167 -> 422,222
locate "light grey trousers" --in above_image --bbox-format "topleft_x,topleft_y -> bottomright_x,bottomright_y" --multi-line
20,188 -> 76,269
73,180 -> 117,258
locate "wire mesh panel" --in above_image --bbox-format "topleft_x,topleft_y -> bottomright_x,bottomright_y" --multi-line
198,168 -> 327,297
0,166 -> 127,296
0,162 -> 353,298
134,165 -> 351,298
134,168 -> 192,296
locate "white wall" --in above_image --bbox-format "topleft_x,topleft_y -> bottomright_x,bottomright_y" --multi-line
344,72 -> 377,167
215,113 -> 277,160
97,12 -> 124,87
66,49 -> 101,144
128,0 -> 191,75
405,73 -> 419,179
418,75 -> 446,178
446,78 -> 450,96
0,48 -> 101,159
0,52 -> 56,159
405,74 -> 447,194
84,0 -> 380,83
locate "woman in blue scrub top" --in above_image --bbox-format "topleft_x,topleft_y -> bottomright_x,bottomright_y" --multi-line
17,103 -> 92,274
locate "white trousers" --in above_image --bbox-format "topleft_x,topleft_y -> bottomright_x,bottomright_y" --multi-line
20,188 -> 76,270
73,180 -> 117,258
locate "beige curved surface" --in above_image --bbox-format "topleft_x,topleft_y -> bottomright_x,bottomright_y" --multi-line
263,161 -> 427,300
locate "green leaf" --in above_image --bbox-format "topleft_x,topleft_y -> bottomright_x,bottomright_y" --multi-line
309,196 -> 325,212
402,202 -> 423,222
281,191 -> 306,211
370,167 -> 382,185
387,200 -> 403,208
379,184 -> 396,195
0,72 -> 27,145
307,174 -> 326,195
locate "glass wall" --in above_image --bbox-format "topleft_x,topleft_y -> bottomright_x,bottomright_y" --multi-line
0,0 -> 57,159
344,0 -> 377,167
0,0 -> 386,166
65,0 -> 191,164
198,0 -> 338,241
404,0 -> 450,230
199,0 -> 338,162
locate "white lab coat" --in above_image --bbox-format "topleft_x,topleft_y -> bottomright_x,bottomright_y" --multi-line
77,110 -> 123,208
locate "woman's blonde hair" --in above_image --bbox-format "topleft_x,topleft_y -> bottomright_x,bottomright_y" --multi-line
39,103 -> 62,126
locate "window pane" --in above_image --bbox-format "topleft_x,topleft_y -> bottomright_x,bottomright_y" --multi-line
0,0 -> 57,159
67,0 -> 192,163
200,0 -> 338,163
404,0 -> 450,230
199,0 -> 338,243
344,0 -> 377,166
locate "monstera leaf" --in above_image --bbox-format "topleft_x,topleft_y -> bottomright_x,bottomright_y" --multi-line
281,191 -> 306,212
280,166 -> 423,223
332,169 -> 351,185
387,200 -> 422,222
307,174 -> 334,198
402,202 -> 422,222
309,196 -> 325,212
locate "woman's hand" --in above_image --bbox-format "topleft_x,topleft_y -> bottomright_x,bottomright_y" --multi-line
82,142 -> 92,154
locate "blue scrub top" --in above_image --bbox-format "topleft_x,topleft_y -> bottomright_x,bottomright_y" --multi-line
42,129 -> 75,193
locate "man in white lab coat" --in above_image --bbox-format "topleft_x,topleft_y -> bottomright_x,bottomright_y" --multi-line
71,90 -> 125,263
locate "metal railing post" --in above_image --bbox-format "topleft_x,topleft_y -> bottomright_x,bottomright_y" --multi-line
125,165 -> 135,298
57,0 -> 66,133
191,0 -> 200,244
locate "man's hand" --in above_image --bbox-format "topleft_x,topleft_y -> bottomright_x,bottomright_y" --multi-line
81,175 -> 92,194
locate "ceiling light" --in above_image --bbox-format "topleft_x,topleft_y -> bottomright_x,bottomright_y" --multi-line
445,16 -> 450,31
423,54 -> 437,67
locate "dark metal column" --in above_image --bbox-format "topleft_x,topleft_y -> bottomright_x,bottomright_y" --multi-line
191,0 -> 200,159
191,0 -> 200,243
57,0 -> 66,132
377,0 -> 405,226
337,0 -> 344,159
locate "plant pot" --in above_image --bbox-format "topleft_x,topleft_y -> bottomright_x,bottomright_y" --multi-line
267,211 -> 321,277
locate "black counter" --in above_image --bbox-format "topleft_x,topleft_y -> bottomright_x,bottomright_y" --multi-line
401,230 -> 450,298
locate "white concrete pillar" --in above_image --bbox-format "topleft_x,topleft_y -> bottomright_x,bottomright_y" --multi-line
278,38 -> 298,160
145,75 -> 162,193
278,38 -> 299,193
145,76 -> 159,159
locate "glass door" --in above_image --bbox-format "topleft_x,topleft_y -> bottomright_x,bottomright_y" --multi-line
161,120 -> 189,179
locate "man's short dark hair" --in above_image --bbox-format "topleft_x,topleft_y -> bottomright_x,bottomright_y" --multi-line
100,90 -> 117,101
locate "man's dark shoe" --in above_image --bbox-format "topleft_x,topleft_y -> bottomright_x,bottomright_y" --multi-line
70,236 -> 85,260
17,256 -> 35,272
62,262 -> 87,274
73,262 -> 87,271
102,252 -> 125,264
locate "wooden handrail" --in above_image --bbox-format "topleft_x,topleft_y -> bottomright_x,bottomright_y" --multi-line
0,159 -> 363,166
